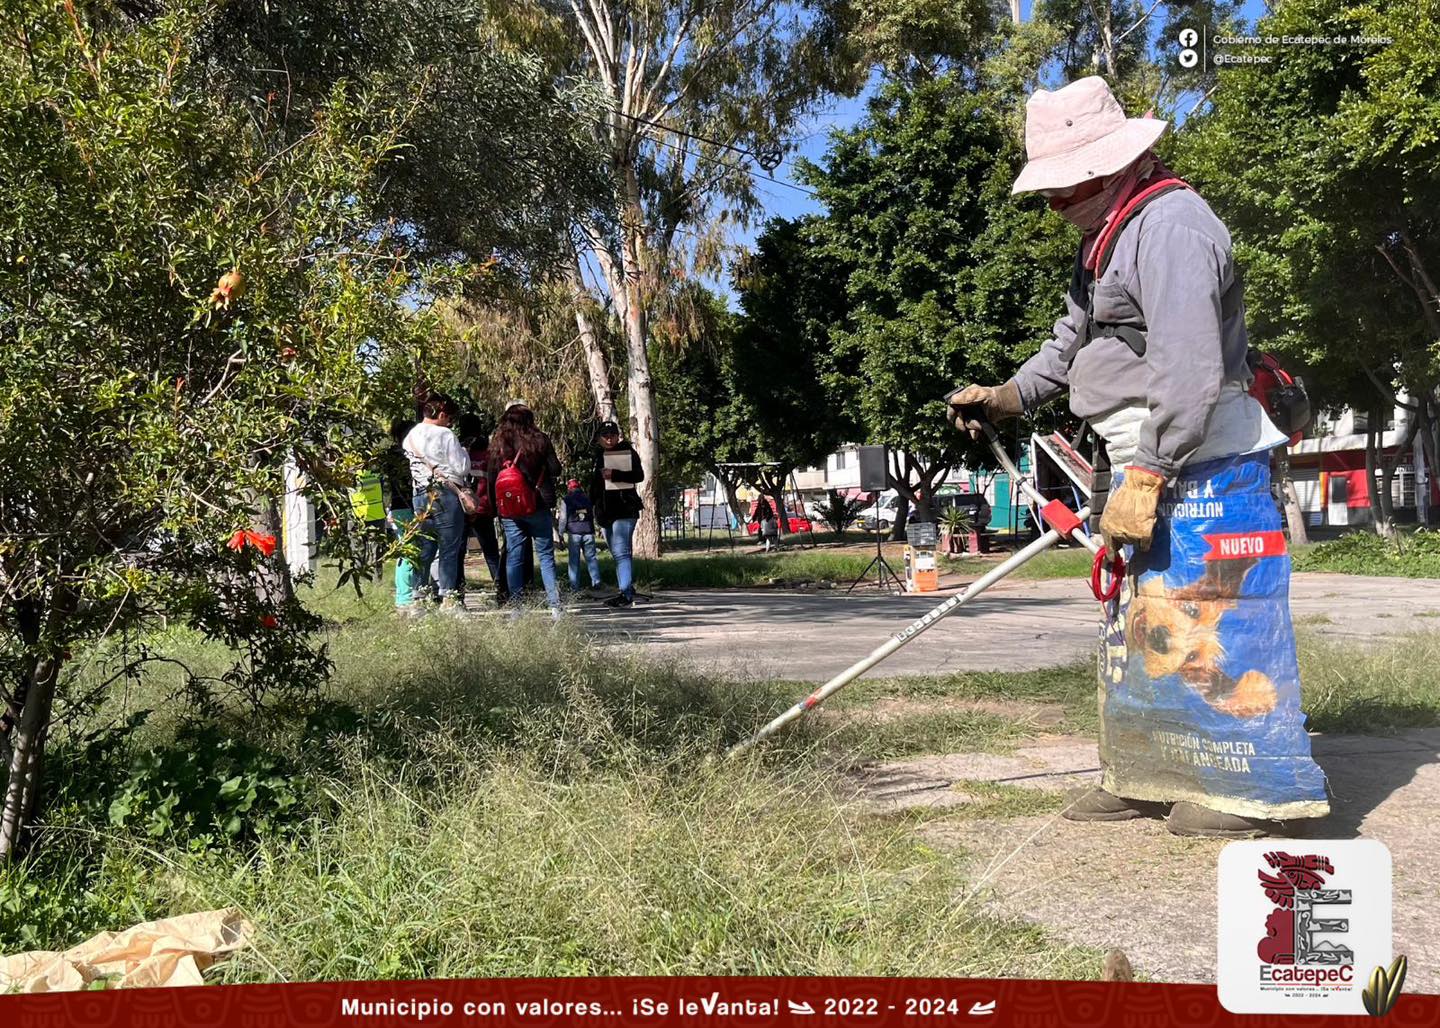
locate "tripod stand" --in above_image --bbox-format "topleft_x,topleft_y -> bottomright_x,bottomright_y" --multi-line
847,523 -> 904,594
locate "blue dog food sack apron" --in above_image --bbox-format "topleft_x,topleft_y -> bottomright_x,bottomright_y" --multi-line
1098,454 -> 1330,819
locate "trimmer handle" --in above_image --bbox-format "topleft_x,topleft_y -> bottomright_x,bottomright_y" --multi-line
951,403 -> 998,443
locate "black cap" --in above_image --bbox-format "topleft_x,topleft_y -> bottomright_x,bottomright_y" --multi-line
597,420 -> 621,436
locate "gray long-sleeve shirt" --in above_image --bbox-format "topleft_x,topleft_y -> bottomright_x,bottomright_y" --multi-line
1009,188 -> 1252,477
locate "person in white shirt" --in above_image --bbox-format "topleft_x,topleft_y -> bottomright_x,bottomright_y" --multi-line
402,392 -> 471,610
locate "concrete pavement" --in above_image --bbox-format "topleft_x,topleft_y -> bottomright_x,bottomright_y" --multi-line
572,573 -> 1440,680
857,729 -> 1440,990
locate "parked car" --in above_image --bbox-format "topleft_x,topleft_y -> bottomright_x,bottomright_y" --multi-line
935,490 -> 991,525
858,491 -> 900,532
743,498 -> 813,535
858,489 -> 991,533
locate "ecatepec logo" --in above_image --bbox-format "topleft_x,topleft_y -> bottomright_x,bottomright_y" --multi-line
1219,840 -> 1393,1015
1256,852 -> 1354,980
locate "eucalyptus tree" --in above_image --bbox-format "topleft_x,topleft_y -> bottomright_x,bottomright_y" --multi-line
550,0 -> 863,556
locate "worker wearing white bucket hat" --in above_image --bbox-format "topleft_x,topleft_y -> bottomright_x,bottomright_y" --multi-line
1010,75 -> 1168,196
945,77 -> 1328,840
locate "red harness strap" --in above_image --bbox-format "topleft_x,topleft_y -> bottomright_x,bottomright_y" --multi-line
1086,176 -> 1192,275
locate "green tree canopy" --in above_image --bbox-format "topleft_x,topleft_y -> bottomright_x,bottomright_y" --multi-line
796,74 -> 1074,519
1174,0 -> 1440,504
731,217 -> 857,480
196,0 -> 611,273
0,1 -> 449,857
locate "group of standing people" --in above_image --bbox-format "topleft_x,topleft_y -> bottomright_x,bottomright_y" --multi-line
379,394 -> 645,619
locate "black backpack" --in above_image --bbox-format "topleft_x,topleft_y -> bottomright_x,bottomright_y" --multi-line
565,489 -> 595,535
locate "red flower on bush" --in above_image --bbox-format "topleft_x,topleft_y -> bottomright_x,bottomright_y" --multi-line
227,529 -> 278,556
259,614 -> 279,629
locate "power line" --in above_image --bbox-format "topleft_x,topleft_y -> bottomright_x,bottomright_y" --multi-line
600,103 -> 823,200
635,120 -> 823,200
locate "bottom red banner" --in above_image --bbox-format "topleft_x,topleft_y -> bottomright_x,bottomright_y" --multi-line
1,977 -> 1434,1027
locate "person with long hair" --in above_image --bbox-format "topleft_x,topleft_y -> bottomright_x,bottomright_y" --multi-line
455,411 -> 505,604
402,392 -> 470,612
486,400 -> 563,617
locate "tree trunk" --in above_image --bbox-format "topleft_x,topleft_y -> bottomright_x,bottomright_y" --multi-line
1273,455 -> 1309,545
716,470 -> 746,525
889,494 -> 910,542
1282,479 -> 1309,546
566,249 -> 617,422
1364,413 -> 1395,539
617,191 -> 662,558
0,595 -> 63,862
769,486 -> 788,540
913,463 -> 948,526
1419,399 -> 1439,526
251,491 -> 294,605
1383,412 -> 1420,525
912,486 -> 934,525
1094,0 -> 1117,76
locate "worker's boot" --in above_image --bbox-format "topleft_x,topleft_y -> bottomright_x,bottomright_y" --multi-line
1062,787 -> 1151,822
1166,801 -> 1271,839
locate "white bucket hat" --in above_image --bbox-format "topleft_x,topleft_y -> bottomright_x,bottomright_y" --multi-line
1012,76 -> 1168,195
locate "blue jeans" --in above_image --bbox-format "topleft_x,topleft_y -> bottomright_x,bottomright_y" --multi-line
413,488 -> 465,599
605,518 -> 637,598
568,533 -> 601,589
502,511 -> 561,609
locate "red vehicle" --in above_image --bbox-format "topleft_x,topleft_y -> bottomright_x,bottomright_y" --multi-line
744,498 -> 813,535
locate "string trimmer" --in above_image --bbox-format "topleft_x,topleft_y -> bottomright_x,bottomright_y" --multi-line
726,419 -> 1125,757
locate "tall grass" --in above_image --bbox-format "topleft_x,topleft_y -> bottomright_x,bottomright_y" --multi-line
155,745 -> 1083,980
3,606 -> 1097,980
1297,630 -> 1440,733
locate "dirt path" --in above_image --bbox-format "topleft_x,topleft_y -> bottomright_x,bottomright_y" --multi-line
851,730 -> 1440,990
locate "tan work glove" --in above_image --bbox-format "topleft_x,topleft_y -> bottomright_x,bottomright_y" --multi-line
1099,467 -> 1166,552
944,381 -> 1023,439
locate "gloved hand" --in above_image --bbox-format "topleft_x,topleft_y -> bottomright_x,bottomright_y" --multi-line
944,381 -> 1023,439
1099,467 -> 1166,552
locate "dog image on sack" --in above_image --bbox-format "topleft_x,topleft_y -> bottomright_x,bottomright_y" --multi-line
1126,556 -> 1279,719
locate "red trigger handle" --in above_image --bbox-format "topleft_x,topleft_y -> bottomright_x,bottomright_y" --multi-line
1091,546 -> 1125,603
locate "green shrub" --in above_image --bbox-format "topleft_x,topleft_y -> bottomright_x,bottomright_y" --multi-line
102,731 -> 304,845
1292,530 -> 1440,578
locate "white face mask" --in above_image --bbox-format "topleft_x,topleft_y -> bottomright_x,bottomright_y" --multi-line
1057,187 -> 1114,230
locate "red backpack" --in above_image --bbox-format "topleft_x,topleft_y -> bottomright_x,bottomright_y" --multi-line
495,459 -> 537,518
